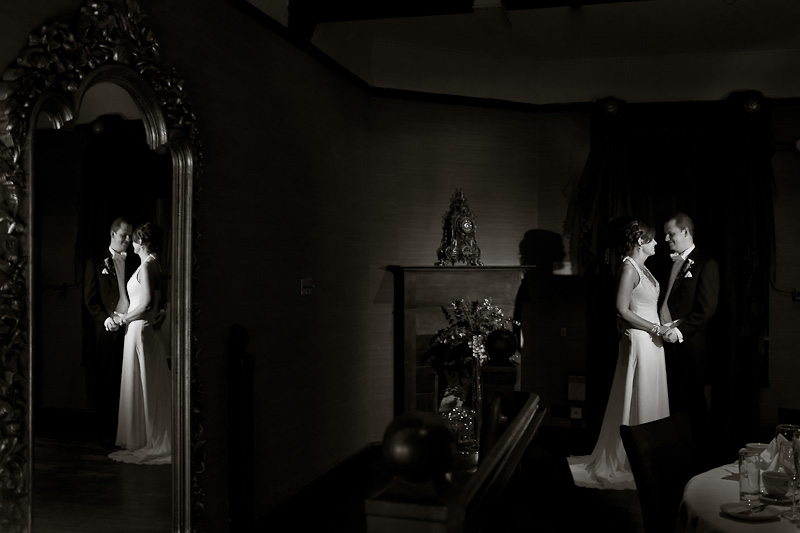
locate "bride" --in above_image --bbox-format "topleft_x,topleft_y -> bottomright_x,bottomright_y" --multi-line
109,222 -> 171,465
569,219 -> 670,489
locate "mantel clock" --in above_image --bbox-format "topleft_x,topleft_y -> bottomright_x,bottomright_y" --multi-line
436,189 -> 483,266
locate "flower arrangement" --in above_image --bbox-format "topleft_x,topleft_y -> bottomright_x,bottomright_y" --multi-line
102,257 -> 116,276
423,297 -> 519,420
423,298 -> 518,370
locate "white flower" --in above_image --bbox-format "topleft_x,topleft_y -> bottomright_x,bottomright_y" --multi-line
682,258 -> 695,278
469,335 -> 489,365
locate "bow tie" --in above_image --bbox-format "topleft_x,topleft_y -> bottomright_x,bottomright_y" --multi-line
670,253 -> 683,262
112,251 -> 127,259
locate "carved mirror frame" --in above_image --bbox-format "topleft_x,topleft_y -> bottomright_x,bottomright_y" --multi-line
0,1 -> 203,531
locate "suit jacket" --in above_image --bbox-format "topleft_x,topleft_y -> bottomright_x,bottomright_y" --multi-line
83,250 -> 137,325
661,248 -> 720,365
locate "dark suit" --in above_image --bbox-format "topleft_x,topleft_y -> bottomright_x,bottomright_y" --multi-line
660,247 -> 719,459
83,250 -> 134,446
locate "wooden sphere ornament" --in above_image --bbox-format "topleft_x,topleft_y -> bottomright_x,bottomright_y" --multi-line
381,411 -> 455,483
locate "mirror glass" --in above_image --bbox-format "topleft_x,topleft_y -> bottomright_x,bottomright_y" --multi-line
0,2 -> 202,531
31,83 -> 172,530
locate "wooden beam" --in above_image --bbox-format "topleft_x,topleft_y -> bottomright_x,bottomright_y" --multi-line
502,0 -> 655,10
289,0 -> 474,24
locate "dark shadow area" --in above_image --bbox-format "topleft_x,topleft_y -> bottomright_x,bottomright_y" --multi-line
485,443 -> 643,533
258,433 -> 644,533
33,436 -> 171,533
260,443 -> 393,532
514,230 -> 594,427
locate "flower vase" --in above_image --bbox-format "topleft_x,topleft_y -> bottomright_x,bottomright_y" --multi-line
438,357 -> 482,471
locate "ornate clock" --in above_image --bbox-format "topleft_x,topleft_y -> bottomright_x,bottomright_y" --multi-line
436,189 -> 483,266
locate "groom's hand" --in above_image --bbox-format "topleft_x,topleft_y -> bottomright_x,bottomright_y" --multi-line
662,328 -> 678,343
104,317 -> 119,332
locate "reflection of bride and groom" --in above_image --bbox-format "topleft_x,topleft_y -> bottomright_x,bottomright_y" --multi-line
83,217 -> 171,465
569,213 -> 719,489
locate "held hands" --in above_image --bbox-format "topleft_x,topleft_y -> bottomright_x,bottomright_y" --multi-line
662,328 -> 679,343
112,312 -> 126,328
106,310 -> 165,331
650,320 -> 680,343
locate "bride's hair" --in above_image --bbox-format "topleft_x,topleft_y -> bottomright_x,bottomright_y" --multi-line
134,222 -> 163,254
617,219 -> 655,258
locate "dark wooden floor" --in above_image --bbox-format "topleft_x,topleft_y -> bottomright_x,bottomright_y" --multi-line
32,413 -> 171,533
484,441 -> 645,533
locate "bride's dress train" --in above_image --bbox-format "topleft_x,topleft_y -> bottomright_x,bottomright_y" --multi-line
568,257 -> 669,489
109,257 -> 171,465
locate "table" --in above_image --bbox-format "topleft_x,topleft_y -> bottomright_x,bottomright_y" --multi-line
678,463 -> 800,532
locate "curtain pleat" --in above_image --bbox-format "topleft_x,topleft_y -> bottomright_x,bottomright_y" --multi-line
565,93 -> 775,447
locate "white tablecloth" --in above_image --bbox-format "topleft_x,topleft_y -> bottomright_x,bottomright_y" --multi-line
677,463 -> 799,532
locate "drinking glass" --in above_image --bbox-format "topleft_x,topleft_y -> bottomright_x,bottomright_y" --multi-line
779,440 -> 800,521
738,448 -> 761,503
776,424 -> 800,441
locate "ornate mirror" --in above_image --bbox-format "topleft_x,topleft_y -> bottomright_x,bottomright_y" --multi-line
0,1 -> 202,531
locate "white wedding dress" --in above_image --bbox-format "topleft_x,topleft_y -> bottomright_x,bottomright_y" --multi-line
109,255 -> 172,465
568,256 -> 669,489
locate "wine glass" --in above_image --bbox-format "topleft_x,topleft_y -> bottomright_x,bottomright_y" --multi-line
779,440 -> 800,520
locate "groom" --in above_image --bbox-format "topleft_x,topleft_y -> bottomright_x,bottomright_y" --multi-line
83,217 -> 134,449
659,212 -> 719,462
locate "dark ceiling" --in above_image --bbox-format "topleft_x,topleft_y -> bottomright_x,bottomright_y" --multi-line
285,0 -> 653,47
241,0 -> 800,105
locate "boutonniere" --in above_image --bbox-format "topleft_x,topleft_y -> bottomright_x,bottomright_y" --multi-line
103,257 -> 116,276
680,258 -> 695,279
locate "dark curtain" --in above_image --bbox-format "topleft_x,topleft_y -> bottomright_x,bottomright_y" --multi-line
564,92 -> 775,450
563,97 -> 634,426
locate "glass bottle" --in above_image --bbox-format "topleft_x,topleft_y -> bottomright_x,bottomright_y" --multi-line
440,405 -> 479,471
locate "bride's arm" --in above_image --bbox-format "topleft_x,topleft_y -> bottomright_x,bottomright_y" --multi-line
615,264 -> 666,336
114,262 -> 154,325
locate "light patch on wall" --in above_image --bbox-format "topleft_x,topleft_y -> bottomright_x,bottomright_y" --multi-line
553,261 -> 573,276
76,82 -> 141,124
246,0 -> 289,26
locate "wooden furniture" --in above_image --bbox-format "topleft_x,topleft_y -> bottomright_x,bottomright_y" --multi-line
365,391 -> 545,533
389,266 -> 529,415
620,411 -> 702,533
